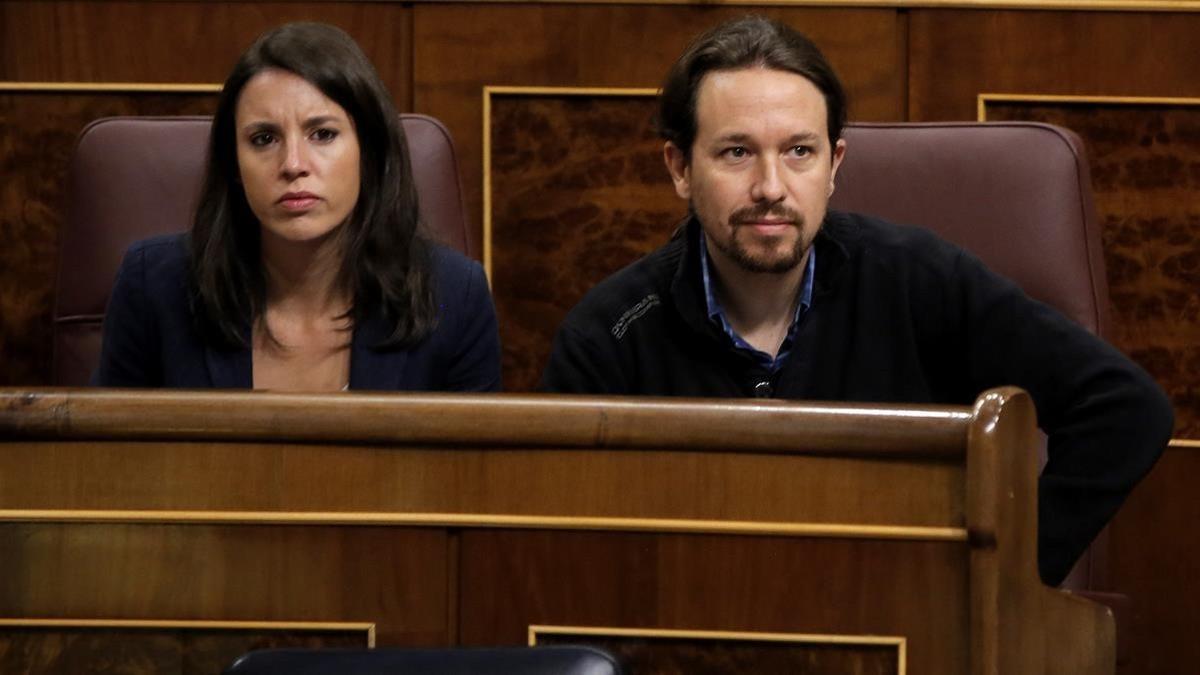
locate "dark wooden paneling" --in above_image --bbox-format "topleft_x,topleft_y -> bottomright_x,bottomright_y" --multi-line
413,3 -> 905,257
536,631 -> 900,675
908,10 -> 1200,121
458,530 -> 966,673
1108,446 -> 1200,675
0,1 -> 412,105
0,626 -> 365,675
0,523 -> 449,646
983,100 -> 1200,439
489,94 -> 677,390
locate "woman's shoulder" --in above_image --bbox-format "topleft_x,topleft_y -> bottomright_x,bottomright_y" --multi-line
428,243 -> 486,294
120,233 -> 189,276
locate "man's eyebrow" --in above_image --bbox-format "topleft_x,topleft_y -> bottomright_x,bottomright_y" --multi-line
712,132 -> 748,143
784,132 -> 821,144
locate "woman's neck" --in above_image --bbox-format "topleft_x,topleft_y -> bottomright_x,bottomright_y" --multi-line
259,230 -> 348,317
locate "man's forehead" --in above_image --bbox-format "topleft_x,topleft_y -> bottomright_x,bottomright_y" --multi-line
693,67 -> 829,140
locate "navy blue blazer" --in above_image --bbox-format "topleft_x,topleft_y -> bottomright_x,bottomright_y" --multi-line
94,234 -> 502,391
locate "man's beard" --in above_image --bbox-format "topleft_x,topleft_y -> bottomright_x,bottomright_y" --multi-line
708,202 -> 811,274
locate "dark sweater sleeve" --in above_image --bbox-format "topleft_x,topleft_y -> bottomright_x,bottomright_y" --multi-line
443,259 -> 502,392
952,249 -> 1174,585
92,243 -> 162,387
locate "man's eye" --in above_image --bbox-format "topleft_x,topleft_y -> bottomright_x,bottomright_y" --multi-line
312,128 -> 339,142
723,147 -> 748,159
250,132 -> 275,147
790,145 -> 812,157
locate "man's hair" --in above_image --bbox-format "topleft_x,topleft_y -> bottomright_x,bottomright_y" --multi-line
657,16 -> 847,159
190,21 -> 435,350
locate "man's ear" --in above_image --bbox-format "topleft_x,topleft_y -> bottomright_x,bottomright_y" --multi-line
663,141 -> 692,200
828,137 -> 847,196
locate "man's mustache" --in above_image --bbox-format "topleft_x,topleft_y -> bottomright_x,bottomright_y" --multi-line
729,203 -> 803,225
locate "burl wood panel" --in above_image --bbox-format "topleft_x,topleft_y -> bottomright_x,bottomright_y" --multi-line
0,626 -> 364,675
414,4 -> 905,258
0,523 -> 450,646
0,0 -> 413,385
536,632 -> 898,675
1106,446 -> 1200,675
908,10 -> 1200,121
458,530 -> 966,673
0,92 -> 216,387
489,94 -> 677,390
984,101 -> 1199,439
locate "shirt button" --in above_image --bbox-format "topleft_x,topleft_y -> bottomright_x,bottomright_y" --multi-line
753,380 -> 773,398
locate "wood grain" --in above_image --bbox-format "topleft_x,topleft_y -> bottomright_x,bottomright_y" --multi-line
414,4 -> 905,257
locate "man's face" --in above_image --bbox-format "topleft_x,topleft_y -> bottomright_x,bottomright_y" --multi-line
665,67 -> 845,275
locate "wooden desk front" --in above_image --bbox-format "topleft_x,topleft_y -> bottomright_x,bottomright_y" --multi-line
0,388 -> 1112,674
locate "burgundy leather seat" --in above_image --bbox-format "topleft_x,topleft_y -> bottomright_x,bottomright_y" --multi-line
53,114 -> 469,386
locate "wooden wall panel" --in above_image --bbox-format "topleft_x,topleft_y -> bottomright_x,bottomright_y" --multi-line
908,10 -> 1200,121
0,1 -> 413,101
0,523 -> 449,646
1107,445 -> 1200,675
488,93 -> 675,390
0,624 -> 367,675
413,3 -> 906,259
535,629 -> 901,675
458,530 -> 966,673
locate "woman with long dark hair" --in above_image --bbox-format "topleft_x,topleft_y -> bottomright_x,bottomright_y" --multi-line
95,22 -> 500,391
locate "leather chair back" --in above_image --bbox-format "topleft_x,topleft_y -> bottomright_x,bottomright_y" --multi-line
222,646 -> 622,675
832,121 -> 1111,338
53,114 -> 469,385
830,121 -> 1111,592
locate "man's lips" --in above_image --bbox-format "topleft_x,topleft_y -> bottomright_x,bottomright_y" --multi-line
277,192 -> 320,211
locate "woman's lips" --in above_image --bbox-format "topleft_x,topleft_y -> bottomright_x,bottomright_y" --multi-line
278,192 -> 319,211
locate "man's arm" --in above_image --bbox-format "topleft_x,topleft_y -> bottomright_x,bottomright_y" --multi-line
952,248 -> 1174,585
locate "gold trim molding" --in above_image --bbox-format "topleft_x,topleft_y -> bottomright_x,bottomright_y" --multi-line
0,618 -> 376,647
0,509 -> 968,542
481,85 -> 658,279
977,92 -> 1200,121
0,81 -> 221,93
529,624 -> 906,674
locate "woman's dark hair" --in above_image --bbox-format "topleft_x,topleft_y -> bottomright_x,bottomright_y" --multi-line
190,21 -> 434,349
657,16 -> 847,160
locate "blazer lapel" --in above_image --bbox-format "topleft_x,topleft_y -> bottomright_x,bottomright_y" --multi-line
204,321 -> 253,389
349,315 -> 407,391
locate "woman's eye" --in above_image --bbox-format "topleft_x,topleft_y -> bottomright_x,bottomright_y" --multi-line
249,132 -> 275,147
312,128 -> 338,142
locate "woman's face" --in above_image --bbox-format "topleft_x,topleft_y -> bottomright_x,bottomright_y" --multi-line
235,68 -> 361,247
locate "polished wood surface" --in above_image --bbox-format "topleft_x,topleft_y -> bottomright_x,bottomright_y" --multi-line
0,387 -> 1111,674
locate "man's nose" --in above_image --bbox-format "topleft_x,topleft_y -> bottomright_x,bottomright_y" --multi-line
280,140 -> 311,180
751,157 -> 785,203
